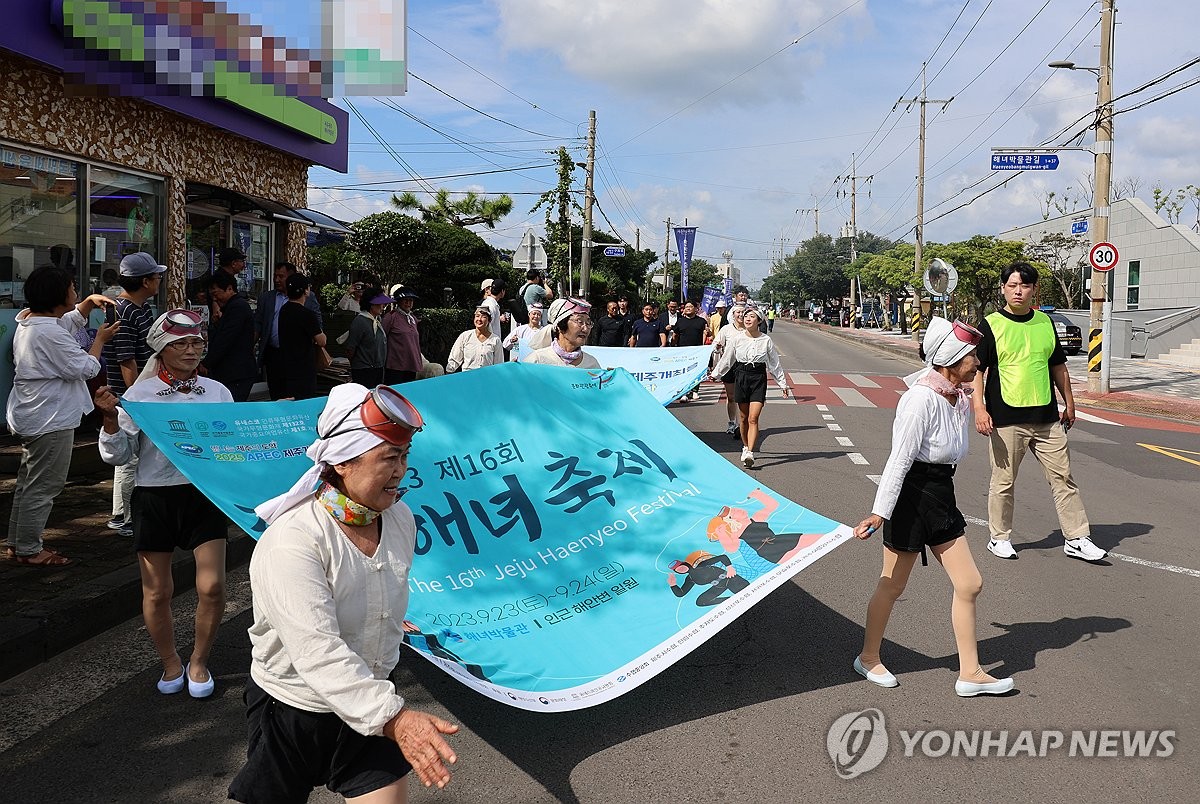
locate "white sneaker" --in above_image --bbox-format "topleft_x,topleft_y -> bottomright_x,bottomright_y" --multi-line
987,539 -> 1017,559
742,448 -> 754,469
726,421 -> 739,435
1064,536 -> 1107,562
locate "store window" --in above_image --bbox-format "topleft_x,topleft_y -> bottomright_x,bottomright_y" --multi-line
233,219 -> 272,301
0,144 -> 81,307
1127,260 -> 1140,310
186,211 -> 227,302
88,166 -> 165,298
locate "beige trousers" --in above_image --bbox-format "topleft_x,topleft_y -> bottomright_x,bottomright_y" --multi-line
987,422 -> 1090,542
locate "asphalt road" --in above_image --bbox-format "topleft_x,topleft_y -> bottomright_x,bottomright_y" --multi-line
2,323 -> 1197,803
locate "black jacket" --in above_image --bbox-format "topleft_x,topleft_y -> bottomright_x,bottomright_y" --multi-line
203,295 -> 257,383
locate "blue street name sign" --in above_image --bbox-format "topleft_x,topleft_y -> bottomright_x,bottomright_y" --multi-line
1071,219 -> 1089,235
991,153 -> 1059,171
603,246 -> 626,257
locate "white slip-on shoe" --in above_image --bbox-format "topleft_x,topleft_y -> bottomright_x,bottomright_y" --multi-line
853,656 -> 898,688
955,676 -> 1015,697
157,669 -> 186,695
1064,536 -> 1107,562
186,663 -> 215,699
987,539 -> 1017,559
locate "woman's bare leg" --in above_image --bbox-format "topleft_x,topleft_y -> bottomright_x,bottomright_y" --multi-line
930,535 -> 998,683
745,401 -> 764,452
138,551 -> 182,680
188,538 -> 227,682
860,545 -> 919,675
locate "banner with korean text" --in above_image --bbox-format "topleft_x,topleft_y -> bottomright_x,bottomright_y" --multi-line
123,363 -> 851,711
674,226 -> 697,300
583,345 -> 713,405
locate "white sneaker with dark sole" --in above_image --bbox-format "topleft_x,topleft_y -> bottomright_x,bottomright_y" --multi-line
987,539 -> 1017,559
1064,536 -> 1107,562
742,449 -> 754,469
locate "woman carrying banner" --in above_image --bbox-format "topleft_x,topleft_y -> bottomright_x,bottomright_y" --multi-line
852,317 -> 1014,697
710,304 -> 744,436
446,306 -> 504,373
228,384 -> 458,802
94,309 -> 234,698
526,298 -> 602,369
709,307 -> 790,468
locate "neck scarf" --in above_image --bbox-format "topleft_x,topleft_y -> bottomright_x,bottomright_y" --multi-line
552,339 -> 582,363
915,367 -> 973,402
156,367 -> 204,396
316,481 -> 384,527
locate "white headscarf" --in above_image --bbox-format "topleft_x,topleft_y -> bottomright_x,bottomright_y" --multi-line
254,383 -> 386,525
903,316 -> 978,387
135,309 -> 205,385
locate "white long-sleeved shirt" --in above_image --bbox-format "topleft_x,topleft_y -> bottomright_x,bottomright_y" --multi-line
871,384 -> 972,520
98,375 -> 233,486
247,498 -> 416,736
446,329 -> 503,372
710,331 -> 787,387
6,310 -> 99,437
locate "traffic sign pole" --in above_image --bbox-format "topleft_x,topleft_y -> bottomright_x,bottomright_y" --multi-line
1088,0 -> 1116,394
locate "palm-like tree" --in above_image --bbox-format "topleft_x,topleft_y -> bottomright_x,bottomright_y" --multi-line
392,189 -> 514,229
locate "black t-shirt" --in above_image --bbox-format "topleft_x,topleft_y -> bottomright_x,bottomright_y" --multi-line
630,317 -> 664,347
277,302 -> 321,379
594,315 -> 625,346
674,315 -> 707,347
976,308 -> 1067,427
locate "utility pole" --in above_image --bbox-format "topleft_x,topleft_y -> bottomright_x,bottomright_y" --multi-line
1088,0 -> 1115,394
635,227 -> 640,251
797,207 -> 819,238
897,63 -> 951,340
578,110 -> 597,299
837,154 -> 872,329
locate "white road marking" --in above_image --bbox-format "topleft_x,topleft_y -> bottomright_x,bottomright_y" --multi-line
836,436 -> 855,447
963,513 -> 989,528
816,404 -> 829,412
1064,406 -> 1125,426
827,423 -> 843,431
847,452 -> 869,465
790,372 -> 818,385
822,414 -> 835,420
1110,553 -> 1200,578
845,373 -> 880,388
867,475 -> 882,485
832,387 -> 875,407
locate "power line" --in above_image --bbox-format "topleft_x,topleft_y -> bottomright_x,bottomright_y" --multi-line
344,99 -> 437,195
407,72 -> 568,139
310,163 -> 557,189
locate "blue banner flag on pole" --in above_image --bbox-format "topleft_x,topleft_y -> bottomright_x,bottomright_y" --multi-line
699,286 -> 721,315
674,226 -> 697,301
122,364 -> 851,711
724,276 -> 734,305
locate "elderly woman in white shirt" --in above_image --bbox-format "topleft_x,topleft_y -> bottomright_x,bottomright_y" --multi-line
5,265 -> 117,567
709,306 -> 790,469
228,384 -> 458,803
525,297 -> 602,369
711,305 -> 745,437
502,302 -> 544,360
852,317 -> 1014,698
446,306 -> 504,373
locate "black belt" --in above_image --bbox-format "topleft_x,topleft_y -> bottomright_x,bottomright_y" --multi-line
907,461 -> 956,478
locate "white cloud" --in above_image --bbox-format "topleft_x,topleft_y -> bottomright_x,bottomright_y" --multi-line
492,0 -> 865,104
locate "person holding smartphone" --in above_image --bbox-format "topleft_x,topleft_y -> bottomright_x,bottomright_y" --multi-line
853,317 -> 1014,697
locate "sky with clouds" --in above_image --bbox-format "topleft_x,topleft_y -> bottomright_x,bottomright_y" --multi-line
291,0 -> 1200,287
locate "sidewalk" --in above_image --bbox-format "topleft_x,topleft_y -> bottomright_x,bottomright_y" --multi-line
795,319 -> 1200,424
0,456 -> 254,682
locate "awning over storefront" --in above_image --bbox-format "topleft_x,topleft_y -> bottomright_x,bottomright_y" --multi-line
186,183 -> 351,233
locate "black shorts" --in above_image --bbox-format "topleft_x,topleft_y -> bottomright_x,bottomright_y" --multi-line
228,677 -> 412,803
733,363 -> 768,404
883,462 -> 967,556
131,484 -> 228,553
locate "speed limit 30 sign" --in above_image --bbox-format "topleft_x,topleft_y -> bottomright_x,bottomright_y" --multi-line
1089,241 -> 1119,272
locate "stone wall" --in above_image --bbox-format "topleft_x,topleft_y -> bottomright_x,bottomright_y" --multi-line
0,52 -> 310,307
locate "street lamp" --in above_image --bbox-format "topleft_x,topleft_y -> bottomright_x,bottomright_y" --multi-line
1047,60 -> 1101,76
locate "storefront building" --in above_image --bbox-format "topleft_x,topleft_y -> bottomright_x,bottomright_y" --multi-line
0,0 -> 350,310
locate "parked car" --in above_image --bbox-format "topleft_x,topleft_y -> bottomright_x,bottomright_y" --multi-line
1044,310 -> 1083,355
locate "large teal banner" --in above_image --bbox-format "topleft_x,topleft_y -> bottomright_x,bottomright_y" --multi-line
123,363 -> 850,711
584,345 -> 712,405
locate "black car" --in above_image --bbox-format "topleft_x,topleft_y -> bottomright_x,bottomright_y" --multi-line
1045,311 -> 1083,355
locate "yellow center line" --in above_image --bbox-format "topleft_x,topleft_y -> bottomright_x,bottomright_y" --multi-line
1137,443 -> 1200,468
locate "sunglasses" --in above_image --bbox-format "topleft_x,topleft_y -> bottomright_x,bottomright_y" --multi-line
321,386 -> 425,446
952,319 -> 983,346
161,309 -> 204,336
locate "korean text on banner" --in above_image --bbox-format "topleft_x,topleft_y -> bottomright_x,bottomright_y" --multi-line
699,286 -> 721,316
583,345 -> 712,405
122,364 -> 851,711
674,226 -> 697,301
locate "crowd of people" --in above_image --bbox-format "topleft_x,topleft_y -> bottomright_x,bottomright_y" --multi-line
3,251 -> 1107,796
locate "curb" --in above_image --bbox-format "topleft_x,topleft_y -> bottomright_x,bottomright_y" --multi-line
0,531 -> 256,683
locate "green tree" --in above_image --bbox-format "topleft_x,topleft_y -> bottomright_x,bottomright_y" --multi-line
349,212 -> 433,287
1024,231 -> 1088,309
392,188 -> 514,229
416,221 -> 505,307
927,235 -> 1029,321
647,258 -> 721,303
530,147 -> 581,282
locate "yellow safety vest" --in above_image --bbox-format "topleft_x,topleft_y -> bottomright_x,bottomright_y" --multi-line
986,310 -> 1056,408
